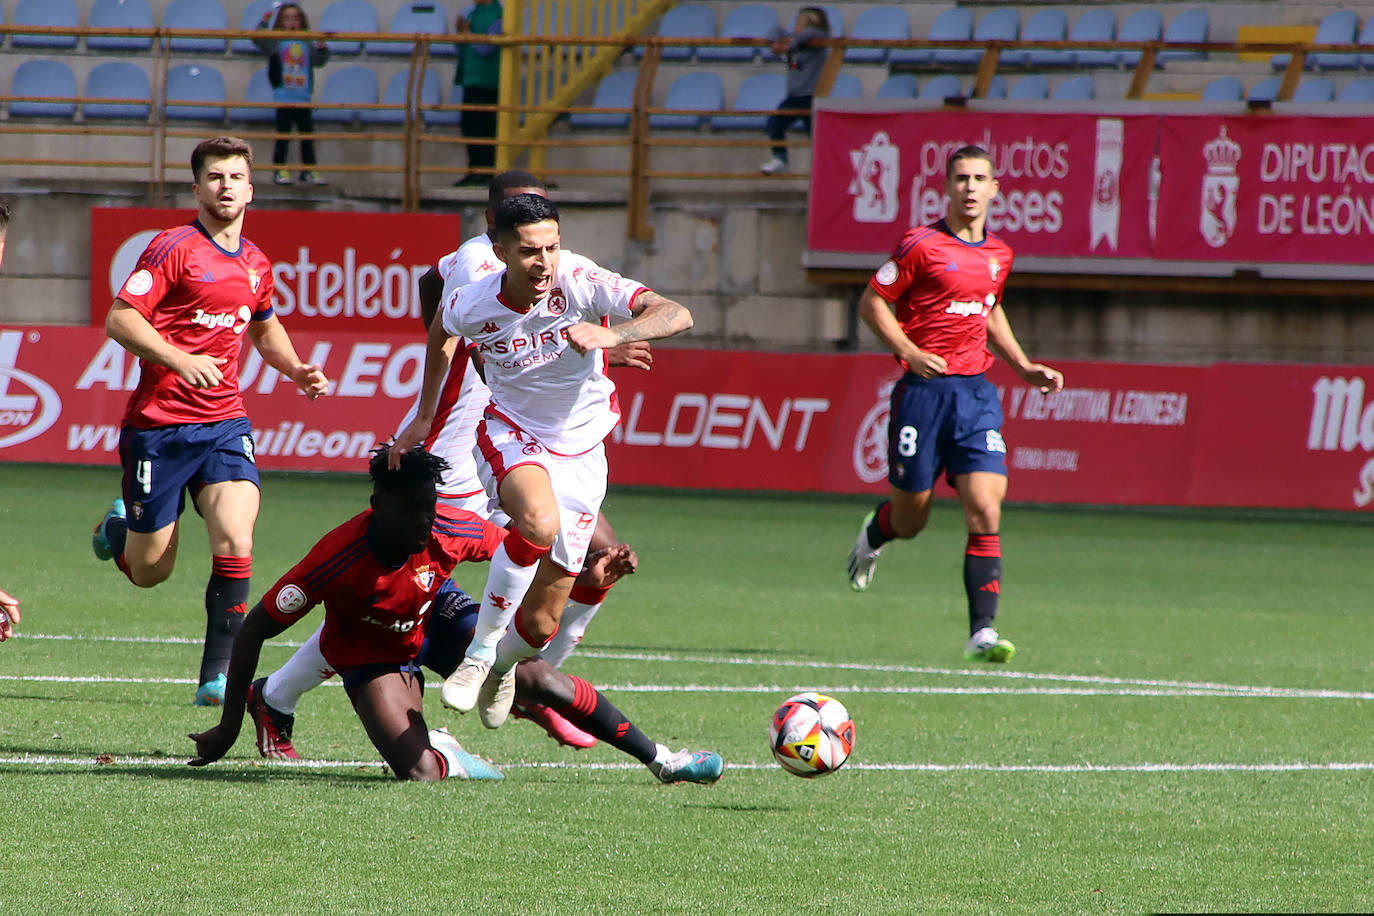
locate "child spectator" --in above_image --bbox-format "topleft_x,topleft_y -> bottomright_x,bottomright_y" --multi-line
760,6 -> 831,175
256,2 -> 330,185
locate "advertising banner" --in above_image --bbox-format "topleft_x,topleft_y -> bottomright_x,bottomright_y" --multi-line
807,109 -> 1157,261
0,326 -> 1367,511
89,208 -> 460,333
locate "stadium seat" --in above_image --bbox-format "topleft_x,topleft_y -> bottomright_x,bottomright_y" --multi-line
415,71 -> 452,126
87,0 -> 154,51
231,0 -> 276,54
1293,77 -> 1335,102
875,74 -> 918,100
1312,10 -> 1363,70
1070,9 -> 1117,68
1158,7 -> 1208,63
648,71 -> 723,129
426,80 -> 463,127
1247,76 -> 1281,103
1053,74 -> 1095,101
1002,7 -> 1069,67
568,70 -> 637,129
1115,8 -> 1162,68
1359,18 -> 1374,71
1273,10 -> 1356,71
83,60 -> 152,120
1337,78 -> 1374,103
7,59 -> 77,118
845,6 -> 910,64
1007,74 -> 1050,101
228,67 -> 274,123
164,0 -> 228,54
918,74 -> 963,101
165,63 -> 227,121
1200,76 -> 1244,102
826,73 -> 863,99
362,70 -> 413,124
645,3 -> 715,62
971,8 -> 1021,67
709,71 -> 784,131
981,74 -> 1007,99
891,7 -> 971,66
320,0 -> 380,56
10,0 -> 79,49
312,64 -> 378,124
367,2 -> 453,57
698,4 -> 779,63
816,5 -> 844,38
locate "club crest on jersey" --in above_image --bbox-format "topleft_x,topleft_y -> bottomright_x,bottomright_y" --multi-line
987,258 -> 1001,282
413,566 -> 436,591
547,290 -> 567,315
247,267 -> 261,293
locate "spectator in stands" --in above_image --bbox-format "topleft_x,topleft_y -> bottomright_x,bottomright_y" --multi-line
0,196 -> 10,270
760,6 -> 831,175
454,0 -> 504,187
256,2 -> 330,185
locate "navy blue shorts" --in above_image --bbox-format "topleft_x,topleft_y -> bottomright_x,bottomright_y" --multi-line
414,581 -> 478,679
887,372 -> 1007,493
118,417 -> 259,534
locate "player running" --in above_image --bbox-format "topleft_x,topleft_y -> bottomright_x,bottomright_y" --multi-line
393,194 -> 693,730
90,136 -> 328,705
845,145 -> 1064,663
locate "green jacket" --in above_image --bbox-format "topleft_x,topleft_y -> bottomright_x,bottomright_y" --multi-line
456,2 -> 503,89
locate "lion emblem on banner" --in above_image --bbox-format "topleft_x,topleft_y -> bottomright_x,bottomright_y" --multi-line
1200,126 -> 1241,248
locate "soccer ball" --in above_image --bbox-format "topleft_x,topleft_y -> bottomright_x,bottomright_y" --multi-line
769,692 -> 855,777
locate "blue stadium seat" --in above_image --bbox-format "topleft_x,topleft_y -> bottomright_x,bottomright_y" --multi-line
1158,7 -> 1208,63
8,59 -> 77,118
164,0 -> 228,54
367,2 -> 453,57
649,71 -> 723,129
569,70 -> 637,129
88,0 -> 154,51
1274,9 -> 1357,71
83,60 -> 152,120
228,67 -> 274,123
1200,76 -> 1244,102
875,74 -> 918,100
1053,74 -> 1095,101
1293,77 -> 1335,102
647,3 -> 715,62
362,70 -> 413,124
1070,9 -> 1117,68
1007,74 -> 1050,101
972,7 -> 1020,67
1247,76 -> 1281,102
698,4 -> 779,62
1003,7 -> 1068,67
10,0 -> 79,49
414,70 -> 451,125
710,71 -> 784,131
845,6 -> 910,64
816,5 -> 844,38
320,0 -> 380,56
1337,78 -> 1374,103
891,7 -> 971,66
231,0 -> 276,54
827,73 -> 863,99
918,74 -> 963,101
311,64 -> 377,124
981,74 -> 1007,99
1116,8 -> 1162,68
165,63 -> 227,121
426,80 -> 463,127
1312,10 -> 1363,70
1360,18 -> 1374,71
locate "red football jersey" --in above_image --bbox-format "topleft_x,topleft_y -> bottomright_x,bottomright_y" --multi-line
868,220 -> 1015,377
115,221 -> 275,428
261,506 -> 506,668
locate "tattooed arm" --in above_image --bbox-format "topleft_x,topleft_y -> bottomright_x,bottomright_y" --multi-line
566,291 -> 693,355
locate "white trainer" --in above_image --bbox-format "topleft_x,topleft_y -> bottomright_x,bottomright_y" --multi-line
964,626 -> 1016,663
759,156 -> 786,175
477,666 -> 517,729
427,727 -> 504,780
846,510 -> 882,592
441,656 -> 491,712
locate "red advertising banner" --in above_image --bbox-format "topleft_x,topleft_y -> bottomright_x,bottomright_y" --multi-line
806,109 -> 1157,262
89,208 -> 460,333
0,326 -> 1368,511
1155,116 -> 1374,268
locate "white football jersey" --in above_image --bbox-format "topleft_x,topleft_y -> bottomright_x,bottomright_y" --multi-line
395,233 -> 503,498
441,251 -> 647,455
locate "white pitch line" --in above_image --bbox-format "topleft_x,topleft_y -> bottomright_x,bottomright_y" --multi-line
0,753 -> 1371,775
8,633 -> 1369,700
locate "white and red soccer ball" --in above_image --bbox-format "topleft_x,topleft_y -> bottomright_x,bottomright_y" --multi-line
769,692 -> 855,777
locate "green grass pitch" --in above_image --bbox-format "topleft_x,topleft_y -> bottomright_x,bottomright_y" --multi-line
1,463 -> 1371,914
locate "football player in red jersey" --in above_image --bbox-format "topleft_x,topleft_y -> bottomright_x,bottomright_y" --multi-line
90,137 -> 329,706
846,145 -> 1064,664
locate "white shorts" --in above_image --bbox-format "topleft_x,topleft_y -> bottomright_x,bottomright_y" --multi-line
474,414 -> 607,574
438,487 -> 510,529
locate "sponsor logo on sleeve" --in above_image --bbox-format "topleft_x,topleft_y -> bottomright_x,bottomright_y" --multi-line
123,269 -> 154,297
276,584 -> 307,614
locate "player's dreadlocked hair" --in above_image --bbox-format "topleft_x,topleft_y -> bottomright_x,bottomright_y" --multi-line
368,443 -> 450,490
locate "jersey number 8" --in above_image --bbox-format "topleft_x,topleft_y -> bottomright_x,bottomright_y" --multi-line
897,426 -> 918,457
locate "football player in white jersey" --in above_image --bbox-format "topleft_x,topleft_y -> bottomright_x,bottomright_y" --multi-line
247,174 -> 651,758
393,194 -> 693,729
